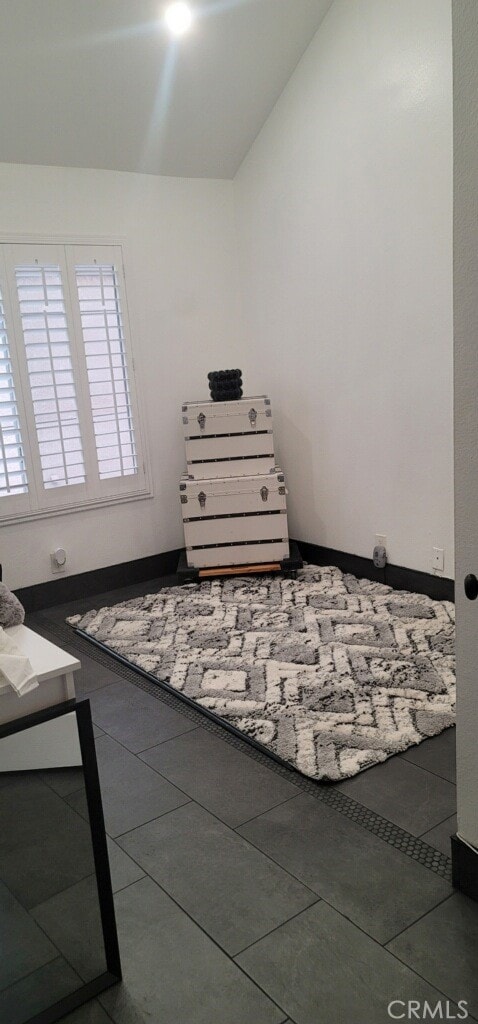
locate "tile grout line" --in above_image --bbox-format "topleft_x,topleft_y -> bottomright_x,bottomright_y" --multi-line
96,1002 -> 117,1024
71,675 -> 460,884
60,739 -> 330,949
399,752 -> 456,787
230,794 -> 303,831
0,867 -> 85,996
122,777 -> 326,896
21,764 -> 297,1018
134,718 -> 453,880
26,612 -> 468,1019
234,890 -> 478,1023
0,775 -> 116,1015
93,715 -> 288,834
112,788 -> 322,903
52,743 -> 195,840
36,616 -> 454,883
112,801 -> 197,842
47,746 -> 462,1014
383,891 -> 456,947
0,953 -> 80,1001
108,814 -> 303,940
112,872 -> 291,1021
71,703 -> 310,847
22,610 -> 464,1021
383,930 -> 478,1023
417,810 -> 457,842
108,803 -> 193,842
28,871 -> 98,914
228,824 -> 453,952
134,725 -> 200,754
233,898 -> 323,958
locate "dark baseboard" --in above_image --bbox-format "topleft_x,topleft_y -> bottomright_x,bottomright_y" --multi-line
386,562 -> 454,602
295,541 -> 454,602
451,835 -> 478,901
14,550 -> 182,613
13,540 -> 454,613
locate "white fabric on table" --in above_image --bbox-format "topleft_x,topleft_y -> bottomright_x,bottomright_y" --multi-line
0,627 -> 39,696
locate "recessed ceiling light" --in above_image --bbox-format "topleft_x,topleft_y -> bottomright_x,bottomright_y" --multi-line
164,2 -> 193,36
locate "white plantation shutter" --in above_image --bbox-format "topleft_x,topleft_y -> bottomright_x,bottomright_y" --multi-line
15,263 -> 86,489
0,241 -> 148,522
0,284 -> 28,498
75,263 -> 137,480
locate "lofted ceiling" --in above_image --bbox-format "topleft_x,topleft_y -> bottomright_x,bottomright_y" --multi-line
0,0 -> 332,179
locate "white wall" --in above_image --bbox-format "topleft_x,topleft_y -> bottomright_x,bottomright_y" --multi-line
1,0 -> 455,588
234,0 -> 454,576
0,163 -> 239,589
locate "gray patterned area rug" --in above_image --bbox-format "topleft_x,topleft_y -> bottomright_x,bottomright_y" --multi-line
68,565 -> 455,782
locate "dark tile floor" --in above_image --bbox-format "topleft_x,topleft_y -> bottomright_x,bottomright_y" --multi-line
15,574 -> 478,1024
0,770 -> 108,1024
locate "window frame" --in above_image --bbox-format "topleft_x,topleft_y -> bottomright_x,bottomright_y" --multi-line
0,235 -> 152,525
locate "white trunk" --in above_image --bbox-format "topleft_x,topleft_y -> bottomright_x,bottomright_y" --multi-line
182,395 -> 272,437
188,541 -> 289,569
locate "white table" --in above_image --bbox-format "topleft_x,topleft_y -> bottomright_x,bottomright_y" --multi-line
0,624 -> 82,770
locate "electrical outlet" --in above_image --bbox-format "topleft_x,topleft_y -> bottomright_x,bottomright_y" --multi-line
432,547 -> 444,573
50,548 -> 67,574
373,536 -> 387,568
373,545 -> 387,568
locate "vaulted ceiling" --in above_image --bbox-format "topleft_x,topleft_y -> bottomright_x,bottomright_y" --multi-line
0,0 -> 332,179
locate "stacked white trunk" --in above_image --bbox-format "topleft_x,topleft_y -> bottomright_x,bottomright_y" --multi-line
180,396 -> 290,569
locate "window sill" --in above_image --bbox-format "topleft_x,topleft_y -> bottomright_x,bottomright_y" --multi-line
0,487 -> 154,527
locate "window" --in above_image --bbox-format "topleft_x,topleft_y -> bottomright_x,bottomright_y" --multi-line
0,242 -> 148,522
16,261 -> 86,490
0,286 -> 29,497
75,263 -> 137,481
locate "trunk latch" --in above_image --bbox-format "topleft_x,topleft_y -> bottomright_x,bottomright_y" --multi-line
198,491 -> 206,509
248,408 -> 257,427
260,485 -> 269,502
197,412 -> 206,431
